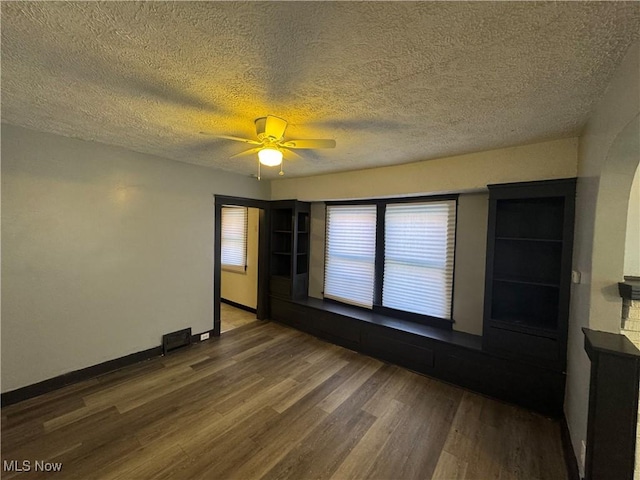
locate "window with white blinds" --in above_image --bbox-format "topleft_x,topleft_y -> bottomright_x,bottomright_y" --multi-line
221,206 -> 248,272
324,205 -> 377,308
382,201 -> 456,319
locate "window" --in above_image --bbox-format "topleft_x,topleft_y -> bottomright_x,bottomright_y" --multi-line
324,197 -> 457,323
221,206 -> 248,272
324,205 -> 377,308
383,201 -> 456,319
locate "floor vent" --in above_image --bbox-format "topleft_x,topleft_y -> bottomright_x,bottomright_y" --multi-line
162,328 -> 192,355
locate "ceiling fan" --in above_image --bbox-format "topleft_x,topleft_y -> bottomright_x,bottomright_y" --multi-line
202,115 -> 336,179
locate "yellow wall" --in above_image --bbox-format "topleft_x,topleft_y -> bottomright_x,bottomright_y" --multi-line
279,137 -> 577,336
221,207 -> 259,310
626,167 -> 640,276
452,193 -> 489,335
271,137 -> 578,201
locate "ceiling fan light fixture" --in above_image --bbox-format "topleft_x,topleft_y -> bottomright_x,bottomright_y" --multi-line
258,147 -> 283,167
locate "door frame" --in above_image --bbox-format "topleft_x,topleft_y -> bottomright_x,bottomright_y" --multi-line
214,195 -> 271,336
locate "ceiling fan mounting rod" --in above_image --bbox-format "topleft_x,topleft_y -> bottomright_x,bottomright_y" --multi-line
263,140 -> 279,149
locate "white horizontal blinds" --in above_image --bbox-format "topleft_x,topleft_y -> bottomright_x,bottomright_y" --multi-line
221,206 -> 248,270
324,205 -> 377,308
383,201 -> 456,319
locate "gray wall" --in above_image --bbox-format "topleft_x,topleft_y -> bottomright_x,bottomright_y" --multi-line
1,124 -> 269,393
307,193 -> 488,335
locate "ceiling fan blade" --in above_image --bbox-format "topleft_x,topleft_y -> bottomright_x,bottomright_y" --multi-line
229,147 -> 262,159
282,139 -> 336,149
200,132 -> 261,145
282,147 -> 304,160
265,115 -> 288,140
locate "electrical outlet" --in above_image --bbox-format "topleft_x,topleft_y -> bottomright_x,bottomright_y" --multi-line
580,440 -> 586,469
571,270 -> 582,284
200,332 -> 210,341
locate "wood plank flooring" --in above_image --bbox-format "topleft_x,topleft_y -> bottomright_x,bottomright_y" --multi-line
220,302 -> 257,333
1,312 -> 567,480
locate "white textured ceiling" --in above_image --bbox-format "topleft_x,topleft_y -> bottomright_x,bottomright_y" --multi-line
2,2 -> 639,179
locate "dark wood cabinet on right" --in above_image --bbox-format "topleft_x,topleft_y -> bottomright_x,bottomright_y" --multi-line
483,178 -> 576,371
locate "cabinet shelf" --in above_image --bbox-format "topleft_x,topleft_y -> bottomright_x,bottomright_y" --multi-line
494,277 -> 560,288
490,318 -> 559,339
483,178 -> 576,371
495,196 -> 565,240
271,274 -> 291,280
495,236 -> 562,243
270,201 -> 310,300
493,236 -> 561,287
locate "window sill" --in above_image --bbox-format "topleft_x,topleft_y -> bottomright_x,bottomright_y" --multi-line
293,296 -> 481,352
222,266 -> 247,275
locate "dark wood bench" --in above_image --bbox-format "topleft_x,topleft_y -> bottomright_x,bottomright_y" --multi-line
270,295 -> 565,416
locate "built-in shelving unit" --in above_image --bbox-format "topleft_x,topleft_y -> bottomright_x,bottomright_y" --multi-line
483,179 -> 576,370
267,183 -> 576,416
269,200 -> 310,300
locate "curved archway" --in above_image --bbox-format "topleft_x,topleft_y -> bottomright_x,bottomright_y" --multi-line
624,164 -> 640,278
591,114 -> 640,478
589,114 -> 640,332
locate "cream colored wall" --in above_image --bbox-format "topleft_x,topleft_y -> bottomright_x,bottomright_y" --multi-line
452,193 -> 489,335
308,203 -> 326,300
271,137 -> 578,201
625,168 -> 640,276
566,41 -> 640,477
1,124 -> 269,393
221,207 -> 259,309
275,137 -> 575,336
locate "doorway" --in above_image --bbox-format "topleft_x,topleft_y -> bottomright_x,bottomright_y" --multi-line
213,195 -> 270,336
220,205 -> 259,332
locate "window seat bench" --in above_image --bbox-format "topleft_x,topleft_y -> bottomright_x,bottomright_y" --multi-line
270,295 -> 565,416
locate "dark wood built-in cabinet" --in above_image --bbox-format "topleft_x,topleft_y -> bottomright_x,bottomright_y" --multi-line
267,180 -> 576,416
583,328 -> 640,480
270,200 -> 310,300
483,179 -> 576,371
270,295 -> 565,415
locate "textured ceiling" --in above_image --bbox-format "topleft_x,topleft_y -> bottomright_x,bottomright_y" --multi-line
2,2 -> 639,179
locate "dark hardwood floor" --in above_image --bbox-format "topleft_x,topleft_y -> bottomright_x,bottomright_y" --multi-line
1,316 -> 567,479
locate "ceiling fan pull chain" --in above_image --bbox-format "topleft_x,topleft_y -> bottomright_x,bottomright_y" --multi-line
279,161 -> 284,176
257,158 -> 261,181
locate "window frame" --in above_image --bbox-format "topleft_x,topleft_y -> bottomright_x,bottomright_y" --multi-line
324,194 -> 458,329
221,205 -> 248,274
323,204 -> 378,309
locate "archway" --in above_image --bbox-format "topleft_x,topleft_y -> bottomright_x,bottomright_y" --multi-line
589,114 -> 640,332
595,114 -> 640,478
